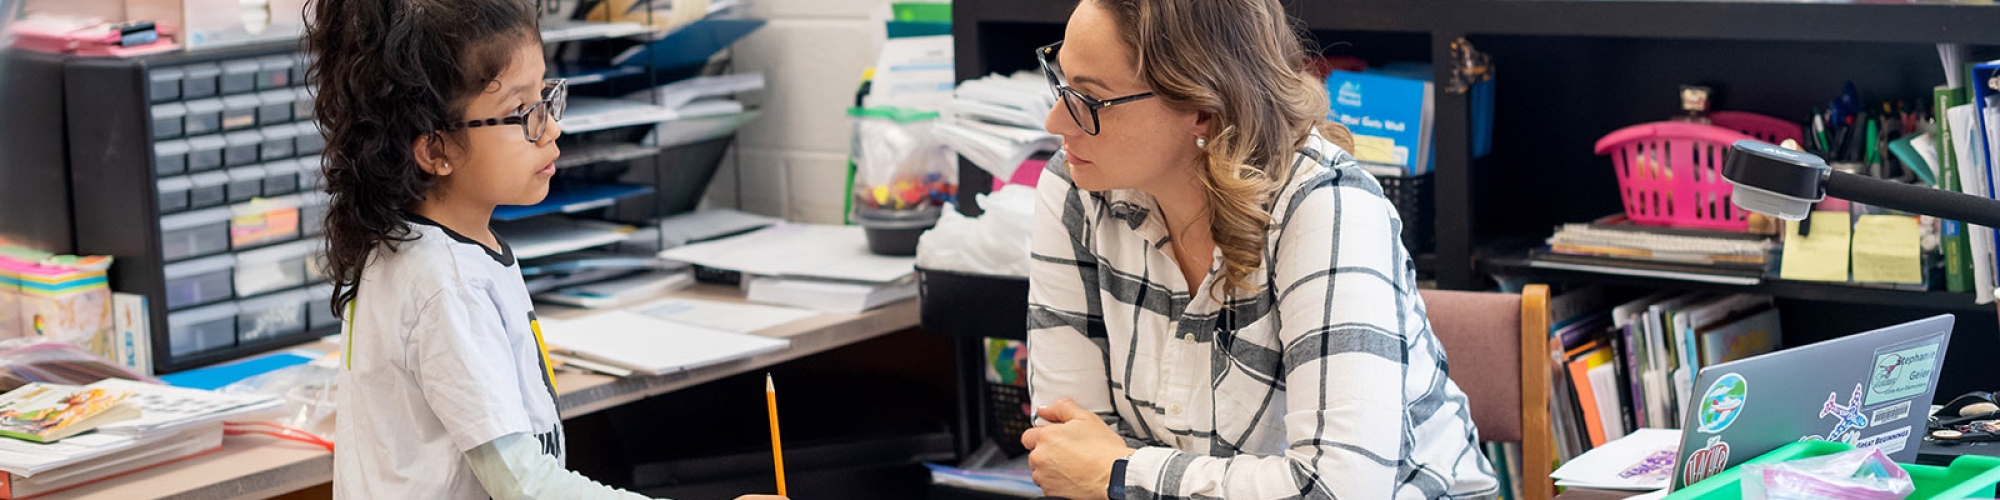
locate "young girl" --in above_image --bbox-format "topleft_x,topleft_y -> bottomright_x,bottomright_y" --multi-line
309,0 -> 783,498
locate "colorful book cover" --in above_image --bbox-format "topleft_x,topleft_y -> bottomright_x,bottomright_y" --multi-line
1324,69 -> 1434,175
1937,86 -> 1972,293
0,383 -> 137,443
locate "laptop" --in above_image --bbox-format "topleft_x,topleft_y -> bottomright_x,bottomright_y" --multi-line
1668,314 -> 1956,491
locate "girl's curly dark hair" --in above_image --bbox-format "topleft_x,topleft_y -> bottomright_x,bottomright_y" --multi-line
306,0 -> 539,314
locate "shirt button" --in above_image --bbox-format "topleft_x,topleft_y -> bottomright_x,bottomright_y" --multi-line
1170,405 -> 1183,415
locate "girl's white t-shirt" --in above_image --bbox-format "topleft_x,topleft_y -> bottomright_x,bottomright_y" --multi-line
333,215 -> 565,500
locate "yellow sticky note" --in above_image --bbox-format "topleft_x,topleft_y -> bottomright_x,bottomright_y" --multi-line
1851,215 -> 1923,284
1779,211 -> 1850,282
1351,135 -> 1397,165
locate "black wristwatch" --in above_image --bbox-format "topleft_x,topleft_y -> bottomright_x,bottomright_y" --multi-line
1106,457 -> 1130,500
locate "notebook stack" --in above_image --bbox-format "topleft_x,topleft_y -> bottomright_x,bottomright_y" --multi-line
1531,215 -> 1777,284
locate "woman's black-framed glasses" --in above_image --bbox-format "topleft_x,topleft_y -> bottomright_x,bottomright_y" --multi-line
445,78 -> 569,143
1038,41 -> 1155,136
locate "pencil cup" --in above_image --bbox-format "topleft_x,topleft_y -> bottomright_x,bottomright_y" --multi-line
856,204 -> 940,256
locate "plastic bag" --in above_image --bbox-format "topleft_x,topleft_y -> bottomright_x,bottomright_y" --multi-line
914,184 -> 1038,278
851,106 -> 956,211
1741,447 -> 1914,500
219,363 -> 338,442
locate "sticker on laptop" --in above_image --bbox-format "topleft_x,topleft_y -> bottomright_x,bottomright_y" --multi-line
1805,383 -> 1870,444
1683,436 -> 1731,486
1870,400 -> 1914,427
1855,426 -> 1913,455
1867,341 -> 1941,406
1696,373 -> 1747,434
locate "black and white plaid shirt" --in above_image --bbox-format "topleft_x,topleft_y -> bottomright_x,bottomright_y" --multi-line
1026,132 -> 1499,500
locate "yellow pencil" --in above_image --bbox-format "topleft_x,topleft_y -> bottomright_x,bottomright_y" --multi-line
766,374 -> 788,497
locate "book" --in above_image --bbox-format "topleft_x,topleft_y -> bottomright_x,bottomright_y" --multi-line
0,383 -> 138,443
109,294 -> 150,376
0,423 -> 221,499
1946,103 -> 1993,303
1567,345 -> 1615,447
1697,306 -> 1782,367
1324,67 -> 1435,175
1937,86 -> 1973,293
745,275 -> 918,314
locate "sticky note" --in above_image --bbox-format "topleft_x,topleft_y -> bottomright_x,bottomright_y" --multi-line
1851,215 -> 1923,284
1351,135 -> 1397,165
1779,211 -> 1850,282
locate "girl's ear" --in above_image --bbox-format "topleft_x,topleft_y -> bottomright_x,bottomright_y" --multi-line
413,132 -> 452,176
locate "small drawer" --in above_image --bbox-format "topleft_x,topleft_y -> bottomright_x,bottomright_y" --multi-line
301,192 -> 329,236
235,240 -> 313,297
297,155 -> 324,192
256,56 -> 294,90
306,247 -> 328,284
221,95 -> 261,131
256,90 -> 295,125
157,176 -> 194,214
292,122 -> 325,155
293,87 -> 315,122
163,254 -> 236,310
259,125 -> 298,161
186,135 -> 228,173
181,63 -> 222,99
306,284 -> 338,330
160,207 -> 233,262
293,53 -> 313,86
261,159 -> 302,196
237,289 -> 309,342
220,60 -> 260,95
223,130 -> 263,167
183,99 -> 225,136
226,165 -> 266,203
188,171 -> 231,209
150,103 -> 186,139
230,195 -> 303,249
154,140 -> 191,176
168,302 -> 238,357
149,67 -> 184,103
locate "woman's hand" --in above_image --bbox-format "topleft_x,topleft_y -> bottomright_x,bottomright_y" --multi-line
1021,398 -> 1137,500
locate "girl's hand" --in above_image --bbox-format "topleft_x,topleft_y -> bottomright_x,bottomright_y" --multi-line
1021,398 -> 1137,500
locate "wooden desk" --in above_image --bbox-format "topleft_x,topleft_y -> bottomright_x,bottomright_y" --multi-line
43,284 -> 921,500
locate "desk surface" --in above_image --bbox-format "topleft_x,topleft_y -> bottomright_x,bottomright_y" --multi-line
43,284 -> 921,500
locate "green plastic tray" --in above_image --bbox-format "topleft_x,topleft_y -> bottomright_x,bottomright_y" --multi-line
1664,441 -> 2000,500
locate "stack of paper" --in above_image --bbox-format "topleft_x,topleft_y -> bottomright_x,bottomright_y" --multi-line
658,224 -> 918,312
90,379 -> 281,437
1532,214 -> 1775,285
1550,428 -> 1681,491
0,423 -> 223,498
937,72 -> 1061,181
537,311 -> 789,376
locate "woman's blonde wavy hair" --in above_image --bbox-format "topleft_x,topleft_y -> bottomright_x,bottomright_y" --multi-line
1095,0 -> 1355,299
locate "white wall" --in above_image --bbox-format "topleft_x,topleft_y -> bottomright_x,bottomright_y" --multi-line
703,0 -> 884,223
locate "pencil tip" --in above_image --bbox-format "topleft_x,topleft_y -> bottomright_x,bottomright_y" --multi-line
766,373 -> 774,392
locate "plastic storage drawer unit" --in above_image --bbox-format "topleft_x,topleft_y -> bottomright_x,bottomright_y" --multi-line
169,302 -> 239,357
236,289 -> 309,342
160,208 -> 234,262
162,254 -> 236,310
234,240 -> 312,297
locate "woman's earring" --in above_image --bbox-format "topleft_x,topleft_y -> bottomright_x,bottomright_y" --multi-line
1195,136 -> 1207,149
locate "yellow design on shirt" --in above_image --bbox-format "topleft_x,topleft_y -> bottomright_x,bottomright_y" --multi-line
529,318 -> 557,393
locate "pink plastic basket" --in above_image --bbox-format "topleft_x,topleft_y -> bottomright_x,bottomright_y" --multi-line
1594,121 -> 1762,231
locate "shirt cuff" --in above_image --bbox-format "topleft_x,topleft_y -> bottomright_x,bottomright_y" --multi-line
1122,446 -> 1183,495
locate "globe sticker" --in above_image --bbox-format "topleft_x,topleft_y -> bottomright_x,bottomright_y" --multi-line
1697,373 -> 1747,434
